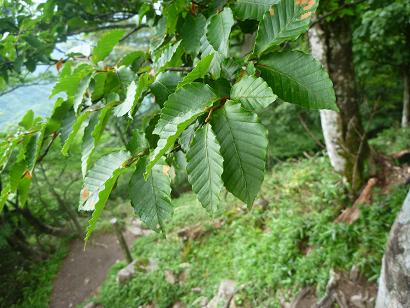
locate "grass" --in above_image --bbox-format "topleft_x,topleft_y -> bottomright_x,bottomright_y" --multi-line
89,155 -> 407,307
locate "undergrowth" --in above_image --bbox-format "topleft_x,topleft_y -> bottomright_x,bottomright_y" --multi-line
370,127 -> 410,155
90,155 -> 406,307
0,239 -> 69,308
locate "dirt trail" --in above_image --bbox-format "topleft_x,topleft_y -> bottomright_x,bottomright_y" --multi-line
50,231 -> 136,308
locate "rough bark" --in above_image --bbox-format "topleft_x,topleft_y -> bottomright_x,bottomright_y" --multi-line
376,190 -> 410,308
309,18 -> 369,195
401,71 -> 410,128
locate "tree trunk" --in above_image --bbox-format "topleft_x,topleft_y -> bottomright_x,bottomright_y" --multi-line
376,190 -> 410,307
401,71 -> 410,128
309,18 -> 369,195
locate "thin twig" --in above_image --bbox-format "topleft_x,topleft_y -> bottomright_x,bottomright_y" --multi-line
36,132 -> 59,165
166,67 -> 193,72
310,0 -> 368,27
0,81 -> 52,97
120,24 -> 149,42
298,114 -> 325,149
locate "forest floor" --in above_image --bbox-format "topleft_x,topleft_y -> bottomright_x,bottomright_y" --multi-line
50,230 -> 137,308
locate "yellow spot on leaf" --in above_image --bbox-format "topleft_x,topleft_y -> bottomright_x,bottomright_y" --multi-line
269,7 -> 275,16
162,165 -> 170,176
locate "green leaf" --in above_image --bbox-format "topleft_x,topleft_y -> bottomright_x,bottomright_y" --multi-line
179,122 -> 197,152
17,175 -> 31,206
155,41 -> 182,73
61,111 -> 89,156
25,128 -> 45,171
81,108 -> 111,177
199,35 -> 223,79
81,151 -> 130,241
177,54 -> 214,89
254,0 -> 318,55
0,184 -> 11,212
130,73 -> 152,117
145,83 -> 217,177
9,162 -> 26,191
257,51 -> 337,110
151,72 -> 182,106
187,125 -> 224,213
129,158 -> 173,232
0,138 -> 18,172
113,80 -> 137,118
45,98 -> 71,134
206,8 -> 234,57
19,110 -> 34,129
92,29 -> 126,63
234,0 -> 279,21
91,73 -> 107,102
151,17 -> 167,51
73,73 -> 92,113
118,51 -> 146,67
231,75 -> 277,112
51,63 -> 93,101
211,101 -> 268,206
180,14 -> 206,56
221,58 -> 241,80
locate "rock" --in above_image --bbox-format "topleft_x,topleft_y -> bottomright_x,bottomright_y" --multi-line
178,263 -> 191,283
117,260 -> 137,284
178,220 -> 224,241
254,198 -> 269,208
127,219 -> 153,236
350,294 -> 366,308
145,258 -> 158,272
172,301 -> 185,308
349,265 -> 360,282
192,296 -> 209,307
165,270 -> 177,284
206,280 -> 236,308
84,302 -> 97,308
366,297 -> 375,308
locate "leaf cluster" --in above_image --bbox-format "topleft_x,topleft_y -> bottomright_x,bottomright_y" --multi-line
0,0 -> 336,240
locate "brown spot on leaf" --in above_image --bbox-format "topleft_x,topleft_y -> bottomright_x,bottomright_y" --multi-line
304,0 -> 316,10
23,170 -> 32,180
300,11 -> 312,20
81,187 -> 90,202
55,60 -> 64,72
190,3 -> 198,15
295,0 -> 309,5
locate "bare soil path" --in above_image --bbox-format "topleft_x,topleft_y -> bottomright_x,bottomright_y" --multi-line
50,231 -> 136,308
